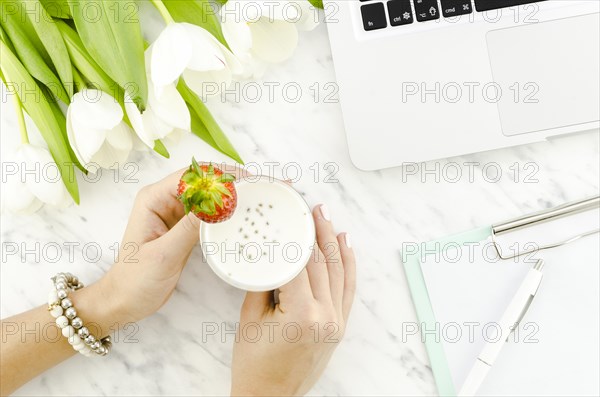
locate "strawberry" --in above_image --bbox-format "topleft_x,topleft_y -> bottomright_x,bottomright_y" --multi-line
177,158 -> 237,223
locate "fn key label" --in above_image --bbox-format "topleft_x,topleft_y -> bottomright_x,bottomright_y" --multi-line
361,2 -> 388,31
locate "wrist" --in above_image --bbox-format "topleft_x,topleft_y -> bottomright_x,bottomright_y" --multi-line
69,275 -> 131,337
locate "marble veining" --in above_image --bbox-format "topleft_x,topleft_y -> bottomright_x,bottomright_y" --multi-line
1,9 -> 599,397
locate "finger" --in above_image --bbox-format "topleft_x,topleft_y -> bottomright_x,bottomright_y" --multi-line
277,269 -> 314,311
337,233 -> 356,322
241,291 -> 273,320
155,213 -> 201,262
305,243 -> 331,303
313,205 -> 344,312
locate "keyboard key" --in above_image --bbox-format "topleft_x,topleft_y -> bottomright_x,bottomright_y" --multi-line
474,0 -> 545,12
387,0 -> 414,26
414,0 -> 440,22
441,0 -> 473,16
361,2 -> 387,31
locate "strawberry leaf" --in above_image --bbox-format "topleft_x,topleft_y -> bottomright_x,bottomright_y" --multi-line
214,184 -> 232,197
211,190 -> 223,208
219,174 -> 235,183
191,157 -> 202,175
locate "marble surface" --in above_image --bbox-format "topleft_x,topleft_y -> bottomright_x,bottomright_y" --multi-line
1,7 -> 599,397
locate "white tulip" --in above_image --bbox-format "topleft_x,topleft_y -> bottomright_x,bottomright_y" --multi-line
66,89 -> 133,171
2,143 -> 71,214
125,49 -> 191,149
150,22 -> 242,98
221,0 -> 319,78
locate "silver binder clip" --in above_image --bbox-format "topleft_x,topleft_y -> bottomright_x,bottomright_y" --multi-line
491,196 -> 600,260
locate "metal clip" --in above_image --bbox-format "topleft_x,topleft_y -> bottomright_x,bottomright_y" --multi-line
491,196 -> 600,260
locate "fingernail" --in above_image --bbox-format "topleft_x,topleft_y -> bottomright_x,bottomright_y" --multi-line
319,204 -> 331,221
344,233 -> 352,248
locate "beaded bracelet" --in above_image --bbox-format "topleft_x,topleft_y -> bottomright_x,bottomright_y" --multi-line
48,272 -> 112,357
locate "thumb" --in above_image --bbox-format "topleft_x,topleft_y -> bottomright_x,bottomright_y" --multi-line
157,213 -> 201,259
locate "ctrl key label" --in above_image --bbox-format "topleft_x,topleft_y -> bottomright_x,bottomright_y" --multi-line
388,0 -> 414,26
361,2 -> 388,31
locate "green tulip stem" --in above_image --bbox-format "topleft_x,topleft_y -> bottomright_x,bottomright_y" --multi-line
12,92 -> 29,144
151,0 -> 175,24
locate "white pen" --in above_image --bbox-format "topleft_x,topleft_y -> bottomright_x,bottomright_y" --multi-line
458,259 -> 545,397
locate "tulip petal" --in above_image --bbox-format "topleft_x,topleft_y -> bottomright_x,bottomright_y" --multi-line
69,113 -> 107,163
124,95 -> 148,145
70,89 -> 123,130
181,23 -> 228,72
66,103 -> 87,166
249,18 -> 298,63
183,68 -> 232,98
106,122 -> 134,152
90,126 -> 132,169
292,1 -> 320,31
151,23 -> 192,90
4,180 -> 43,214
149,82 -> 191,131
125,93 -> 174,148
255,0 -> 300,21
18,144 -> 70,207
145,110 -> 176,140
221,16 -> 253,57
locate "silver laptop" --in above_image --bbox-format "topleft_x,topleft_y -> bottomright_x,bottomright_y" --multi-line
325,0 -> 600,170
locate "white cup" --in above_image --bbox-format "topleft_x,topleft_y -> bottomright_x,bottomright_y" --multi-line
200,176 -> 315,291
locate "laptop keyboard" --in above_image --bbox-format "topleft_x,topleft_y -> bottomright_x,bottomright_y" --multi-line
360,0 -> 546,31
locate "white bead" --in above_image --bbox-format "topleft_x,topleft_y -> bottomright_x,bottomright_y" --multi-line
49,305 -> 63,318
68,334 -> 82,345
48,290 -> 59,305
55,316 -> 69,328
62,325 -> 75,338
73,342 -> 86,351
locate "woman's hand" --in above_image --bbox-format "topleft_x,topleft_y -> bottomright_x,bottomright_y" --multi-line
231,205 -> 356,397
98,168 -> 201,326
101,165 -> 247,326
1,164 -> 246,395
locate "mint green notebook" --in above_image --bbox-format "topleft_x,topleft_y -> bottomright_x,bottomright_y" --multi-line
402,226 -> 492,397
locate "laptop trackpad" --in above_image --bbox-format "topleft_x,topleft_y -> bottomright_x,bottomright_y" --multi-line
487,14 -> 600,137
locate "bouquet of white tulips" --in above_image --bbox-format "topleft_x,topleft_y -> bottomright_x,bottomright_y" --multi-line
0,0 -> 320,213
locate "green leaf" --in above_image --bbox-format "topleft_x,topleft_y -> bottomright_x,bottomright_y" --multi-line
219,173 -> 235,183
21,0 -> 73,98
211,190 -> 223,208
162,0 -> 228,48
192,156 -> 202,174
0,9 -> 70,103
177,80 -> 244,164
307,0 -> 323,9
70,0 -> 147,110
0,40 -> 80,203
55,20 -> 114,93
153,139 -> 170,158
187,102 -> 219,146
0,23 -> 16,54
43,86 -> 86,172
40,0 -> 72,18
214,183 -> 232,197
1,2 -> 54,65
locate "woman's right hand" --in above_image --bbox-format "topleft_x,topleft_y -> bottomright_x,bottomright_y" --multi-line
231,205 -> 356,397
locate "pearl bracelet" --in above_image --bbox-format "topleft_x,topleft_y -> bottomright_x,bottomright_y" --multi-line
48,272 -> 112,357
